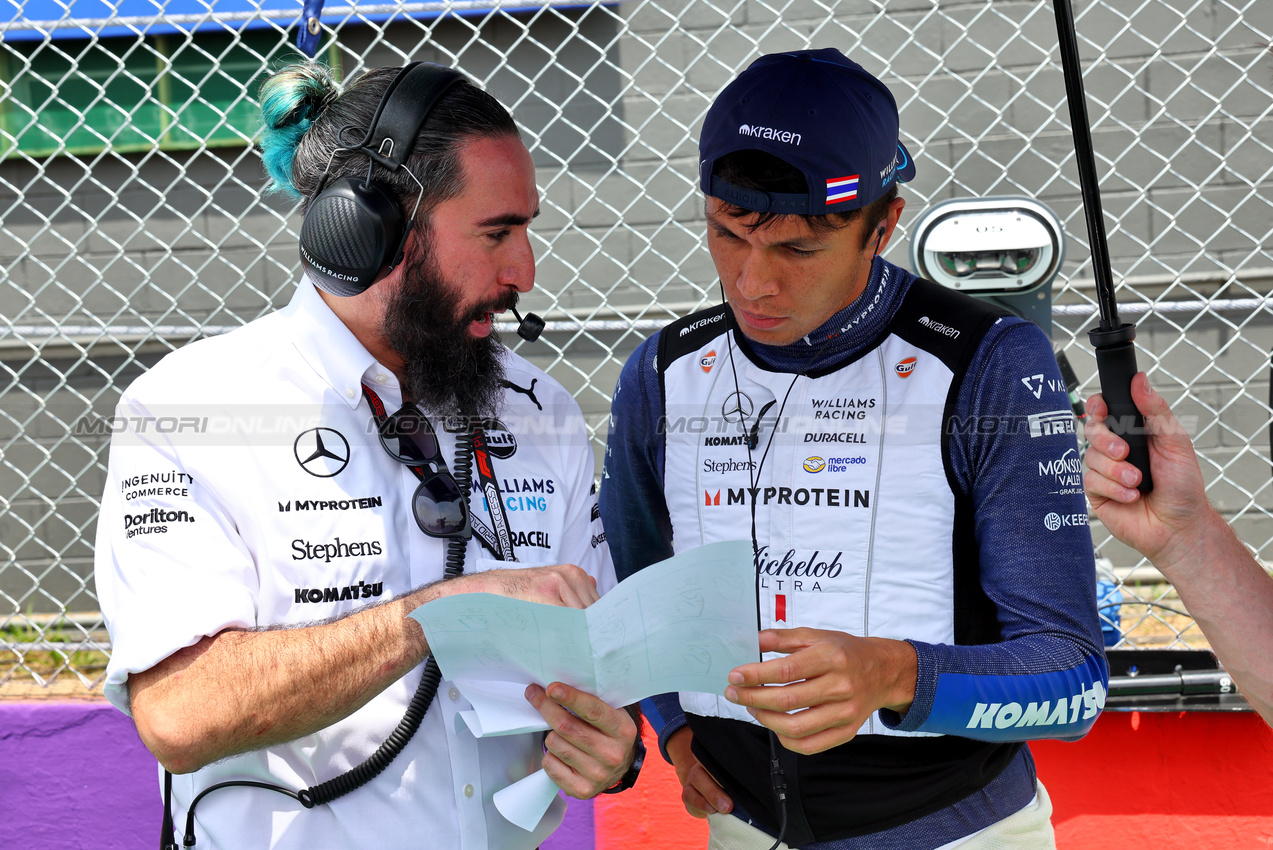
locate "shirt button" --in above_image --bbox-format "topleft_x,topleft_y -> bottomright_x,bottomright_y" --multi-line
463,784 -> 474,798
374,374 -> 387,384
449,687 -> 460,701
345,388 -> 355,399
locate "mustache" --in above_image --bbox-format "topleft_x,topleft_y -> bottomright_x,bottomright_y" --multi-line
460,289 -> 520,325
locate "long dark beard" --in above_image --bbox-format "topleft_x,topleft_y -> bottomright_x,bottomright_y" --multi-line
380,239 -> 514,418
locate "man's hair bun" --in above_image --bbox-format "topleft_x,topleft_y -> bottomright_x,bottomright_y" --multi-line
258,62 -> 341,199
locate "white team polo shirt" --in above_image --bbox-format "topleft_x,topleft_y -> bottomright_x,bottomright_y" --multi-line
95,277 -> 615,850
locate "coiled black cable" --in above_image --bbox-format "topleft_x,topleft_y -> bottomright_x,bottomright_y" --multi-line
169,430 -> 476,847
298,430 -> 474,808
299,655 -> 443,807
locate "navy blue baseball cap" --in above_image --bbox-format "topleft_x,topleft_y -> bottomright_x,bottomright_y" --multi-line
700,48 -> 916,215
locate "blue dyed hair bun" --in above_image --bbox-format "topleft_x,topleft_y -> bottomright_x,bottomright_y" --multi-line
258,62 -> 340,200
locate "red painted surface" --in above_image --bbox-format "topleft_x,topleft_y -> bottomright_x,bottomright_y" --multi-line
599,712 -> 1273,850
1032,710 -> 1273,848
594,724 -> 709,850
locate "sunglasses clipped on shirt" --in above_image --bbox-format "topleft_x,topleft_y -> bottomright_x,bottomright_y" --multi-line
377,405 -> 471,540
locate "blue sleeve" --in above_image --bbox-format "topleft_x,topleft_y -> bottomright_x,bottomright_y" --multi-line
880,319 -> 1109,741
599,335 -> 672,580
599,335 -> 689,759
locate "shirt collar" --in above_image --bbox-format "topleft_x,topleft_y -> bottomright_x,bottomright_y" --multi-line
285,276 -> 401,410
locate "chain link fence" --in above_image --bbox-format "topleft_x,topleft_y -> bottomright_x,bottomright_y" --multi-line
2,0 -> 1271,690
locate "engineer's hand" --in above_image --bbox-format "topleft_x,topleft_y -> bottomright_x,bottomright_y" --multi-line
665,726 -> 732,818
444,563 -> 600,609
1084,373 -> 1211,568
525,682 -> 638,798
724,628 -> 917,755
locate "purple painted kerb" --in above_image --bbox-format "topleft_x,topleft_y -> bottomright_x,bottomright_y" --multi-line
0,701 -> 161,850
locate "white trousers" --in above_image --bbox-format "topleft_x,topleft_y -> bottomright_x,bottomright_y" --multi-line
706,781 -> 1056,850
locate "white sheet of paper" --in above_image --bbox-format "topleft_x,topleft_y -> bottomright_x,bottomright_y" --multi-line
455,679 -> 549,737
493,768 -> 562,833
411,539 -> 756,705
408,540 -> 757,830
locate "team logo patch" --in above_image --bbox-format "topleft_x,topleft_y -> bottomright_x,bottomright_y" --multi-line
826,174 -> 860,205
721,391 -> 754,423
279,496 -> 382,513
294,428 -> 350,478
918,316 -> 960,339
1044,512 -> 1089,531
482,419 -> 517,460
700,350 -> 717,373
895,356 -> 917,378
803,456 -> 826,473
705,489 -> 721,506
1029,410 -> 1075,438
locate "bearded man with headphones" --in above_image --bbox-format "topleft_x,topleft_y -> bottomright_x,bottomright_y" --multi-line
601,49 -> 1107,850
94,61 -> 638,850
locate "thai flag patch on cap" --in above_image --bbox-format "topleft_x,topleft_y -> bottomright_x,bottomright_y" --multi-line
826,174 -> 860,205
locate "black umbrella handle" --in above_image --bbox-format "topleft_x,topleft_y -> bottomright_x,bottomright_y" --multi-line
1090,324 -> 1153,493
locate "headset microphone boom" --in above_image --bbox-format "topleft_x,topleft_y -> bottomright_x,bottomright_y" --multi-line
510,307 -> 545,343
1053,0 -> 1153,492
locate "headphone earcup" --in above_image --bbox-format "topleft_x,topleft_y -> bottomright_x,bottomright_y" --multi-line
299,176 -> 406,297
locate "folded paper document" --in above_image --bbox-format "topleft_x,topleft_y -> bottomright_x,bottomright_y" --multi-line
408,539 -> 756,831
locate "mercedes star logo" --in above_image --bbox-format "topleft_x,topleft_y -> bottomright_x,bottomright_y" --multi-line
294,427 -> 351,478
721,391 -> 755,423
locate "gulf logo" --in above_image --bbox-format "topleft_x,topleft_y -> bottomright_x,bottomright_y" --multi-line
803,456 -> 826,473
895,356 -> 917,378
700,350 -> 717,373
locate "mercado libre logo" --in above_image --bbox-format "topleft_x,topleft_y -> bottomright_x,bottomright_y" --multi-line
803,457 -> 826,473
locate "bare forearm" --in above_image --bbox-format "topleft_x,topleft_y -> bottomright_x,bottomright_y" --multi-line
129,563 -> 602,773
1154,509 -> 1273,724
131,583 -> 439,773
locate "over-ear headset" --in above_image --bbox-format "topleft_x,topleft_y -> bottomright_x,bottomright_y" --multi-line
299,62 -> 465,297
